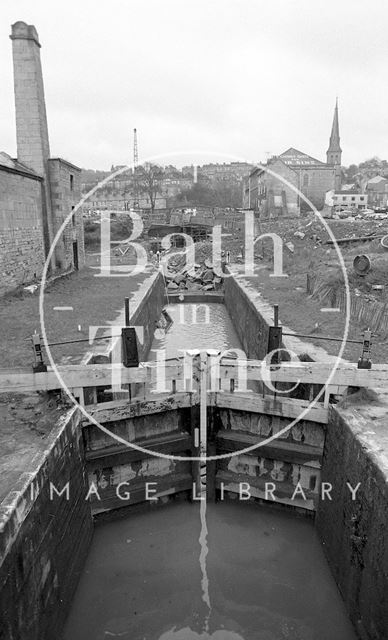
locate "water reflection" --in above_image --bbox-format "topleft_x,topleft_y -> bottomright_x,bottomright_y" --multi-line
150,303 -> 242,359
64,484 -> 356,640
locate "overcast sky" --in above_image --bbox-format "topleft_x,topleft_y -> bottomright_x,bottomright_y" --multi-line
1,0 -> 387,170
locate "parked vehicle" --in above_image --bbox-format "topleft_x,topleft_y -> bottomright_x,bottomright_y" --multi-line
374,206 -> 388,213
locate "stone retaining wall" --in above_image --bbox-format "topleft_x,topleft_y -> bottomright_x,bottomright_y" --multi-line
224,272 -> 270,358
0,407 -> 93,640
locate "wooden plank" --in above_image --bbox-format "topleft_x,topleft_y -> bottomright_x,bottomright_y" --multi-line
90,386 -> 98,405
323,386 -> 331,408
209,392 -> 329,424
1,359 -> 388,395
0,365 -> 144,392
85,432 -> 192,465
72,387 -> 85,406
0,361 -> 183,393
91,474 -> 193,515
84,390 -> 328,429
218,360 -> 388,389
216,430 -> 323,465
82,392 -> 198,425
215,471 -> 317,511
323,385 -> 347,407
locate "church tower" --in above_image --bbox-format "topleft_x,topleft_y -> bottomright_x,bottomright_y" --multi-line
326,99 -> 342,190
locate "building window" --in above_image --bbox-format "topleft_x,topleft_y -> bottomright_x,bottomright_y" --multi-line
351,197 -> 355,201
360,196 -> 364,201
70,174 -> 74,191
71,205 -> 76,227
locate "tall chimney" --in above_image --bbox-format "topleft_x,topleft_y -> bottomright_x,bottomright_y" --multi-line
10,21 -> 53,262
10,22 -> 51,174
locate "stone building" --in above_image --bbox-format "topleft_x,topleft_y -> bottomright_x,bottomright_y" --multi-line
365,175 -> 388,208
48,158 -> 84,270
0,22 -> 84,296
332,190 -> 368,211
0,153 -> 46,293
245,158 -> 299,217
182,162 -> 254,183
243,101 -> 342,216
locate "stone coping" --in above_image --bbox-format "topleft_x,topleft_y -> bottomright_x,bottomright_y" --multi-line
0,406 -> 79,567
81,267 -> 160,364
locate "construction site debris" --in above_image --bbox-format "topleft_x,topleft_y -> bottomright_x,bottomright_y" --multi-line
162,240 -> 225,292
325,234 -> 383,245
353,254 -> 371,276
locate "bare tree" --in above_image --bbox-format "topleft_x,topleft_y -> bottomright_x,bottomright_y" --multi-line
137,163 -> 164,214
173,176 -> 243,208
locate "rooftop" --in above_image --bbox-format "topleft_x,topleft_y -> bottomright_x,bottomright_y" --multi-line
279,147 -> 327,167
0,152 -> 42,180
367,175 -> 387,185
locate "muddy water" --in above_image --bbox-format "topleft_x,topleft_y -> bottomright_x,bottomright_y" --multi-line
63,501 -> 356,640
149,303 -> 243,358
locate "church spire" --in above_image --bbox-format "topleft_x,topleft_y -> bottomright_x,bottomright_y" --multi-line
326,98 -> 342,166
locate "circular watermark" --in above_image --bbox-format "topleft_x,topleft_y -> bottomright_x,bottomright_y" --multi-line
39,150 -> 350,462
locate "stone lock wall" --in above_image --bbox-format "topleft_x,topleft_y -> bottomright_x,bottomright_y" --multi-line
0,408 -> 93,640
130,271 -> 166,361
224,273 -> 270,359
316,406 -> 388,640
84,270 -> 165,373
0,170 -> 45,295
